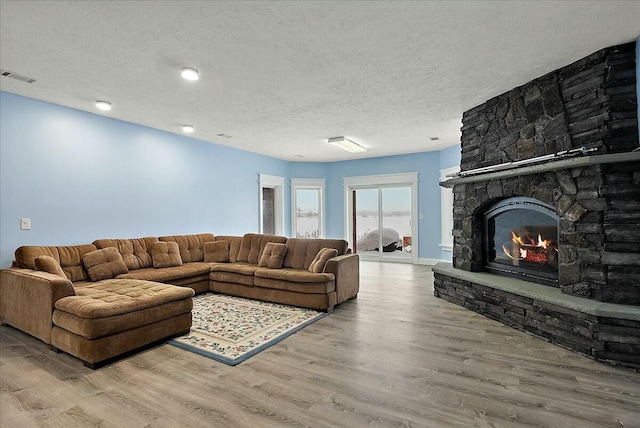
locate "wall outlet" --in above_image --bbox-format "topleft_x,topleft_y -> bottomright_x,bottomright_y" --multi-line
419,213 -> 424,220
21,218 -> 31,230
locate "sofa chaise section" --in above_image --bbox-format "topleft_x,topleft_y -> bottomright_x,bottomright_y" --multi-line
0,243 -> 195,368
51,278 -> 193,368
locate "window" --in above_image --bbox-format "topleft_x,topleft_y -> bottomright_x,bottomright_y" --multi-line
291,178 -> 325,239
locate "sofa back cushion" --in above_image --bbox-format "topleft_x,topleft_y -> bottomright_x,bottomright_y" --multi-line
158,233 -> 215,263
34,255 -> 68,279
14,244 -> 97,281
258,242 -> 288,269
308,248 -> 339,273
93,237 -> 158,270
204,241 -> 229,263
151,242 -> 183,268
284,238 -> 349,270
236,233 -> 287,264
214,236 -> 243,262
82,247 -> 129,281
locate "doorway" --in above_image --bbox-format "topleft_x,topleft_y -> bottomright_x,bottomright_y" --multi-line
344,173 -> 418,263
259,174 -> 285,236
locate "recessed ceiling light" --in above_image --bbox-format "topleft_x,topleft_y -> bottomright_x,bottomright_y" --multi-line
95,100 -> 112,111
182,125 -> 194,133
181,67 -> 199,81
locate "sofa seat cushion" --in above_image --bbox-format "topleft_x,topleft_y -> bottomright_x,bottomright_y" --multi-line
115,263 -> 211,282
209,262 -> 260,286
255,268 -> 334,283
57,279 -> 194,319
210,262 -> 260,276
254,269 -> 335,294
53,297 -> 192,340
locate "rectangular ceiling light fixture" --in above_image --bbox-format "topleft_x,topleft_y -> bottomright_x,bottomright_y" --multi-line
1,69 -> 36,84
328,137 -> 367,153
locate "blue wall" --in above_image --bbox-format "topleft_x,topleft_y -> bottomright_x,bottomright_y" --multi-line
438,144 -> 462,261
439,144 -> 461,170
326,153 -> 440,261
290,145 -> 461,262
314,146 -> 461,262
0,92 -> 290,267
1,91 -> 459,267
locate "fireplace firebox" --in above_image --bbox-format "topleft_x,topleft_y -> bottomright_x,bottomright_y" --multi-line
483,197 -> 559,286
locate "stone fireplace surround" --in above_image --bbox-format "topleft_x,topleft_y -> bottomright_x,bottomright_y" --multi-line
434,42 -> 640,369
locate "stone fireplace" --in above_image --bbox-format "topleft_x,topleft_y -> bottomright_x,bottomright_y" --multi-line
434,42 -> 640,369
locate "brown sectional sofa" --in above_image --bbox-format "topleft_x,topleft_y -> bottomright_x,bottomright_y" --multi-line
211,237 -> 358,310
0,232 -> 359,368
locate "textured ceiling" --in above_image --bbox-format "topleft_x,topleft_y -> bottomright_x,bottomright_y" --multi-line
1,1 -> 638,162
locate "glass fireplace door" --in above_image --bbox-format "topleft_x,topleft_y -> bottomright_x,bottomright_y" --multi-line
484,197 -> 559,285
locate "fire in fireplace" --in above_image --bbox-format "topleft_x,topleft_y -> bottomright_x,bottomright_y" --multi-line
483,197 -> 559,286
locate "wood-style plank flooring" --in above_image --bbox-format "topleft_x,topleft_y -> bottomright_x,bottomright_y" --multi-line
1,262 -> 639,427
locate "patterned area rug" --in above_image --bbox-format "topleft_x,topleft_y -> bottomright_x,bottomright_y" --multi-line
168,293 -> 328,365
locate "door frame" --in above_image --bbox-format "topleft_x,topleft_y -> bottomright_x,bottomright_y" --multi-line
259,174 -> 285,236
343,172 -> 419,264
290,178 -> 326,238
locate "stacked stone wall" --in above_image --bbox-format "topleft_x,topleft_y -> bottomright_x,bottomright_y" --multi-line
452,42 -> 639,304
434,272 -> 640,370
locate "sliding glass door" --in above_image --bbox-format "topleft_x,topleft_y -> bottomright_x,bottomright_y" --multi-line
381,187 -> 412,260
353,188 -> 378,256
346,173 -> 418,263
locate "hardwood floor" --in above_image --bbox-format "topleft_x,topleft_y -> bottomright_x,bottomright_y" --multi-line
1,262 -> 639,427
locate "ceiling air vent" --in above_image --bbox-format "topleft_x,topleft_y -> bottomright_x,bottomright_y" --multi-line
1,69 -> 36,84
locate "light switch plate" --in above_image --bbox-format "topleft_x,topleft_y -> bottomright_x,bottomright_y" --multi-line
21,218 -> 31,230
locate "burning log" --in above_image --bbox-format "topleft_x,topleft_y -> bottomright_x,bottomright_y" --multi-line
502,230 -> 558,268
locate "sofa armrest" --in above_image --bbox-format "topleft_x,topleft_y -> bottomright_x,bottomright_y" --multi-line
323,253 -> 359,304
0,268 -> 75,344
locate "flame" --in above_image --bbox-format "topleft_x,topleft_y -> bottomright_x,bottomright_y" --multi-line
502,230 -> 556,264
537,234 -> 551,249
511,231 -> 525,246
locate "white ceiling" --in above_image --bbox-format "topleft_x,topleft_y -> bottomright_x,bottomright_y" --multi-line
1,1 -> 638,162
